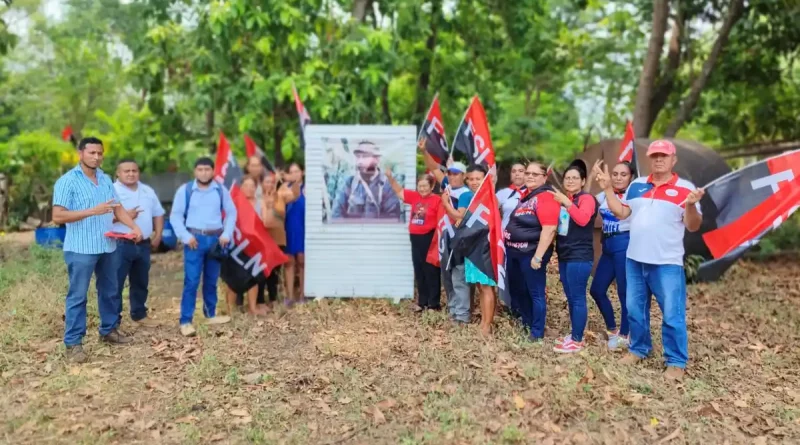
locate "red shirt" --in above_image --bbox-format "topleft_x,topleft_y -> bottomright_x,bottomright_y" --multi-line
403,190 -> 441,235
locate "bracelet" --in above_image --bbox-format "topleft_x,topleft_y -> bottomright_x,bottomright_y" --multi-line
532,256 -> 542,264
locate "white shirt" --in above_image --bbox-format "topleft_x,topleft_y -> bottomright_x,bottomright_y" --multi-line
622,174 -> 702,266
596,191 -> 632,234
112,181 -> 166,239
496,187 -> 522,231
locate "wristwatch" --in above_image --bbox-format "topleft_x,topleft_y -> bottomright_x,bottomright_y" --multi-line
532,256 -> 542,264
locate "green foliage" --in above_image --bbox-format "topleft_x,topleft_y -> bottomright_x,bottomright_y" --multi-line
0,131 -> 75,225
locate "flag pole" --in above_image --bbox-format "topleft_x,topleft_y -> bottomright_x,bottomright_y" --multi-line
449,95 -> 473,158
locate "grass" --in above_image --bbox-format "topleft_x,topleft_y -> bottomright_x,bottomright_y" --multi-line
1,240 -> 799,444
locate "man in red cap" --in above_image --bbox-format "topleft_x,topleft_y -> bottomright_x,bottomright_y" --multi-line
594,139 -> 704,381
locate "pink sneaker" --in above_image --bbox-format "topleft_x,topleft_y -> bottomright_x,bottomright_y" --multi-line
554,337 -> 584,354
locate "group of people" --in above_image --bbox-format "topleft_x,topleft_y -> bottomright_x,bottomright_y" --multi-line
394,138 -> 703,380
53,135 -> 703,380
52,137 -> 307,363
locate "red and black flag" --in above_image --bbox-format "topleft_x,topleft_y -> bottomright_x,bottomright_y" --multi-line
419,93 -> 449,167
447,176 -> 506,290
451,96 -> 496,172
426,203 -> 455,268
61,125 -> 76,146
214,132 -> 243,188
221,186 -> 289,293
696,150 -> 800,281
616,120 -> 639,176
244,134 -> 275,174
292,81 -> 312,151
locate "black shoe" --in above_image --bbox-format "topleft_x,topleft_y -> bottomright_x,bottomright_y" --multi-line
65,345 -> 88,363
101,329 -> 132,345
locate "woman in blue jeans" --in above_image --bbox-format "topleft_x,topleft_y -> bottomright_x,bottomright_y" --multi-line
588,160 -> 634,350
550,160 -> 598,353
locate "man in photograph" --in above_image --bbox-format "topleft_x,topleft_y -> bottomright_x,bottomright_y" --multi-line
331,140 -> 402,221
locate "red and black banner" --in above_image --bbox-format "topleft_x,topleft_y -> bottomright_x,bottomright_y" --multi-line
616,120 -> 639,176
426,203 -> 455,268
215,140 -> 289,293
447,176 -> 506,290
222,186 -> 289,293
292,81 -> 312,151
697,150 -> 800,281
244,134 -> 275,173
214,132 -> 243,188
451,96 -> 496,171
61,125 -> 76,146
419,93 -> 449,167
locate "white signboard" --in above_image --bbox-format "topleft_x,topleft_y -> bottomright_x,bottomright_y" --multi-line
305,125 -> 416,301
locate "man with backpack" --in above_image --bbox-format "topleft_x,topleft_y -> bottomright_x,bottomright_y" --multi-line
170,157 -> 238,336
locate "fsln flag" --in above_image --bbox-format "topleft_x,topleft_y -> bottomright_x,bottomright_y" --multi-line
696,150 -> 800,281
419,93 -> 449,167
451,96 -> 496,171
62,125 -> 76,146
292,81 -> 312,151
220,185 -> 290,293
448,175 -> 506,290
426,203 -> 455,268
214,132 -> 243,188
617,120 -> 640,176
244,134 -> 275,174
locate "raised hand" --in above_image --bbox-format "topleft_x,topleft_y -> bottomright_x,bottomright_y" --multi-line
417,137 -> 427,152
593,162 -> 611,190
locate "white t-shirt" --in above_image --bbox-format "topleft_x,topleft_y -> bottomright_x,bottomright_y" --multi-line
623,174 -> 702,266
596,191 -> 632,234
496,187 -> 522,231
112,181 -> 166,239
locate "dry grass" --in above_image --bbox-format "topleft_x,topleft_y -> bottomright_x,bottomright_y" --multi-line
0,241 -> 799,444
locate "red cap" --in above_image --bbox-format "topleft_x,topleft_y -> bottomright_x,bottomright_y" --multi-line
646,139 -> 676,156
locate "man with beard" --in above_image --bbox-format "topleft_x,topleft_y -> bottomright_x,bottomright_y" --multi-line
113,159 -> 165,328
170,157 -> 237,337
331,141 -> 402,221
52,137 -> 144,363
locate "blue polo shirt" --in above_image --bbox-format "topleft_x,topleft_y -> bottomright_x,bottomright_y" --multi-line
52,165 -> 119,254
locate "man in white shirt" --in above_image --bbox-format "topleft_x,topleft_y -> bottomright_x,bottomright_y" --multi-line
113,159 -> 166,328
495,163 -> 526,308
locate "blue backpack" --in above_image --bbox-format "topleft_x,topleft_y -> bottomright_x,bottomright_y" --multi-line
183,181 -> 224,220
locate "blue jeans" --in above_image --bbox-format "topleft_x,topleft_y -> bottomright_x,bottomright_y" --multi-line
64,251 -> 121,346
626,259 -> 688,368
507,248 -> 551,340
116,242 -> 152,323
180,234 -> 221,324
558,261 -> 592,342
589,233 -> 629,335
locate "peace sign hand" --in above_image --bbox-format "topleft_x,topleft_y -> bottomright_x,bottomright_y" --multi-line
593,161 -> 611,191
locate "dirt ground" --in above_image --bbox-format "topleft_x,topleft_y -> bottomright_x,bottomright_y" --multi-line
0,238 -> 799,444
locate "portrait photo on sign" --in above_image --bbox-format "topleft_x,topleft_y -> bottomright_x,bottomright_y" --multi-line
321,137 -> 407,224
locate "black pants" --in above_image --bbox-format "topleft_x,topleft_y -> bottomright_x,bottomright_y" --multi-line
410,231 -> 441,309
266,266 -> 281,302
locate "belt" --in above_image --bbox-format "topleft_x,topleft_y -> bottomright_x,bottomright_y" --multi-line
602,231 -> 628,240
188,228 -> 223,236
119,237 -> 150,245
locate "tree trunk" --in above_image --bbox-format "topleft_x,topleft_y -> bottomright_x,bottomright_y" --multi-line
381,84 -> 392,124
272,121 -> 286,168
664,0 -> 745,137
414,0 -> 441,120
206,109 -> 215,153
645,7 -> 684,136
352,0 -> 373,22
632,0 -> 670,138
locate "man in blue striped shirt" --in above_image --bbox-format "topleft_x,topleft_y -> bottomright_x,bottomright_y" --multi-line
52,137 -> 143,363
170,157 -> 237,337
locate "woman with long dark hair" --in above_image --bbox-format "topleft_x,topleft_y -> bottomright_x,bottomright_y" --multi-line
589,160 -> 635,350
550,160 -> 598,353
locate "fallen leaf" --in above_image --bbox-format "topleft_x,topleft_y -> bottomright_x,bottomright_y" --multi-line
734,399 -> 749,408
656,427 -> 681,444
230,409 -> 249,417
486,421 -> 503,433
578,367 -> 594,385
513,394 -> 526,410
174,416 -> 197,424
377,399 -> 396,410
338,397 -> 352,405
650,417 -> 659,426
373,406 -> 386,424
232,416 -> 252,425
468,361 -> 483,369
242,372 -> 263,385
209,433 -> 226,442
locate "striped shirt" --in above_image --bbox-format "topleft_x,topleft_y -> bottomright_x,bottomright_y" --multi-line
52,165 -> 119,254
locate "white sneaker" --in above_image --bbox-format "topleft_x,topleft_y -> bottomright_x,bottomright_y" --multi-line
180,324 -> 196,337
608,332 -> 629,350
206,316 -> 231,325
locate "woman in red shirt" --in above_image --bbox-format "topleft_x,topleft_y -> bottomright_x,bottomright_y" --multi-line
386,170 -> 442,312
